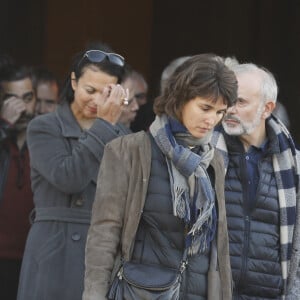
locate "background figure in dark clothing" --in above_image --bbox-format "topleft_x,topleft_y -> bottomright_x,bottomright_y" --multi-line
0,64 -> 36,300
119,64 -> 148,130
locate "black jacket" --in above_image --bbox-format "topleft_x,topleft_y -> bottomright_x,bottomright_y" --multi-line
224,133 -> 283,299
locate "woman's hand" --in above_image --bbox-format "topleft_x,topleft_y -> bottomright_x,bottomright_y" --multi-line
96,84 -> 128,124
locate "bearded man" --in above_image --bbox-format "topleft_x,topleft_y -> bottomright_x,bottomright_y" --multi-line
212,63 -> 300,299
0,64 -> 36,300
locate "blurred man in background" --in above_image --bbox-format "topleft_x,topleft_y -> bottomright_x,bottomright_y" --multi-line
32,66 -> 59,115
0,64 -> 35,300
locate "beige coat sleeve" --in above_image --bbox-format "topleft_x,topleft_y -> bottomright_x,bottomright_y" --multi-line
83,142 -> 129,300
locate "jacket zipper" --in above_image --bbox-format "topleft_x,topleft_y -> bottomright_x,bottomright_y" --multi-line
235,153 -> 252,296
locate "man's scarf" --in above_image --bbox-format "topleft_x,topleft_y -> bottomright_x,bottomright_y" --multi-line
150,114 -> 217,255
212,115 -> 300,295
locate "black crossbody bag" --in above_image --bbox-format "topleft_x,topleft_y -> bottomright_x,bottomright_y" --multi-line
107,250 -> 188,300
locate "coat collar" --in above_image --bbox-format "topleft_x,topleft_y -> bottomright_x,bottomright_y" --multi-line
55,101 -> 83,138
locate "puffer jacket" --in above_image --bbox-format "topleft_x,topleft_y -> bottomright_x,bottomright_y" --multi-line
225,134 -> 282,299
131,135 -> 210,299
212,119 -> 300,299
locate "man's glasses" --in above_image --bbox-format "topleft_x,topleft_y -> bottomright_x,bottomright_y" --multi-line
78,50 -> 125,68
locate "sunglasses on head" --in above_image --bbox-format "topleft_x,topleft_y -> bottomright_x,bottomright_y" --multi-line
78,50 -> 125,67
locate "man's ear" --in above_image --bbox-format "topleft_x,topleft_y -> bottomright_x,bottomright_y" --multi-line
70,72 -> 77,91
262,100 -> 276,119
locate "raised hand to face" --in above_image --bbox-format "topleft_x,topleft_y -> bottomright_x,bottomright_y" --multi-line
96,84 -> 128,124
0,96 -> 26,125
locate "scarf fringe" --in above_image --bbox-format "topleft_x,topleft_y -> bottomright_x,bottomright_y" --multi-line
174,187 -> 191,222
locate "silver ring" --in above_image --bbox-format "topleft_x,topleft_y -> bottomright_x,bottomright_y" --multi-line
122,98 -> 129,105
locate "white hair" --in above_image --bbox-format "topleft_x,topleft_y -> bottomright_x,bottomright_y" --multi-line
223,56 -> 239,68
231,63 -> 278,103
160,56 -> 191,92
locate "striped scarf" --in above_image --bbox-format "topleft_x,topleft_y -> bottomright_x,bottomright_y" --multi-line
150,114 -> 217,255
211,115 -> 300,296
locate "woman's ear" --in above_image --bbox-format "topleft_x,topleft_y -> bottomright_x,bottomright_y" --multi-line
70,72 -> 77,91
262,100 -> 276,119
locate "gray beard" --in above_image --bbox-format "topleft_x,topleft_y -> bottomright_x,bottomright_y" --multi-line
222,104 -> 264,136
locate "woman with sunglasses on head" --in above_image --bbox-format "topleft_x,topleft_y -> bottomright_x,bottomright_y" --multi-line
83,54 -> 237,300
17,44 -> 130,300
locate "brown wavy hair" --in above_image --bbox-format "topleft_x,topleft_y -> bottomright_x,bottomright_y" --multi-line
154,54 -> 237,120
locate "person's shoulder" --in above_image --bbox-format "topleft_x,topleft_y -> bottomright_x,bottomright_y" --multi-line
212,125 -> 228,151
107,130 -> 150,152
28,111 -> 58,133
211,148 -> 226,170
